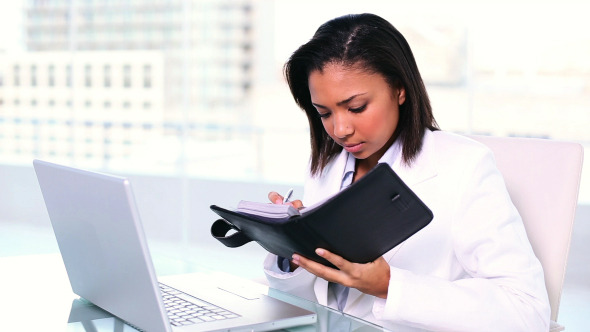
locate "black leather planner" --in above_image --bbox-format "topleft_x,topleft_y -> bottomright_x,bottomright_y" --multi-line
210,163 -> 433,268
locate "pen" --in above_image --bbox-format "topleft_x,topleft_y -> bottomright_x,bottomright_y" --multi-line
283,188 -> 293,203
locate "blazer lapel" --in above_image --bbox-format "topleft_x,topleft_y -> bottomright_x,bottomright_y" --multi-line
379,130 -> 437,265
392,129 -> 438,187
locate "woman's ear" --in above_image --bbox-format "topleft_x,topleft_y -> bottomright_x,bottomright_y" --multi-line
398,88 -> 406,105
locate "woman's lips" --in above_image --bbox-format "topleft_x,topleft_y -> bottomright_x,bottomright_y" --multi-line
343,142 -> 363,153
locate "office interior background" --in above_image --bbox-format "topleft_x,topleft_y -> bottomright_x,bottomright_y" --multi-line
0,0 -> 588,329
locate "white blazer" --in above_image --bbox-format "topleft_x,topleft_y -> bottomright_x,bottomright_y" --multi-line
264,130 -> 550,331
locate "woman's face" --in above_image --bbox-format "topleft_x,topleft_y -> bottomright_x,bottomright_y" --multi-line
309,62 -> 405,168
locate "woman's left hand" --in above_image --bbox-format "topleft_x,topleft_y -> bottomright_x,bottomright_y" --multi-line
292,248 -> 390,298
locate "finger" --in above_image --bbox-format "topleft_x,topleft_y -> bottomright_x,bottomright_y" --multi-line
267,191 -> 283,204
290,199 -> 304,209
292,252 -> 346,284
292,254 -> 337,279
315,248 -> 349,271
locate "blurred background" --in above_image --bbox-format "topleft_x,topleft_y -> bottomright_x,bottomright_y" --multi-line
0,0 -> 588,329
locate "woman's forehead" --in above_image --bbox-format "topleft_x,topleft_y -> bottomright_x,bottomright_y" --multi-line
308,64 -> 392,103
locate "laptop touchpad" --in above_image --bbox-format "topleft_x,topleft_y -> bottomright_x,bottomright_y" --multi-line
218,284 -> 261,300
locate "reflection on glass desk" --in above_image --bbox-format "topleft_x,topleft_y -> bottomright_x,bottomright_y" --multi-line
1,254 -> 389,332
66,287 -> 388,332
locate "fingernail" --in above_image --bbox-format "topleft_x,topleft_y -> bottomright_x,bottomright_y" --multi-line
315,248 -> 325,256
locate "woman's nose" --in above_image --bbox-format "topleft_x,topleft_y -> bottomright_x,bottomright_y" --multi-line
332,113 -> 353,138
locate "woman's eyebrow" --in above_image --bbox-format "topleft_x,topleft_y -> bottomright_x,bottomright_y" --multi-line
312,93 -> 367,109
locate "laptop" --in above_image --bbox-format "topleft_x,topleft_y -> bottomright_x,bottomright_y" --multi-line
33,159 -> 316,332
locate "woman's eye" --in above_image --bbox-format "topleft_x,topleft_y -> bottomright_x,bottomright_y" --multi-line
318,112 -> 331,119
349,104 -> 367,113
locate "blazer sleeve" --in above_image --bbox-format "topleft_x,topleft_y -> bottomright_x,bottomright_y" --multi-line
374,146 -> 550,331
262,253 -> 319,303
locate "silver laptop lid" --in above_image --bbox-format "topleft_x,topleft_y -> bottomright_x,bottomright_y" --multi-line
34,159 -> 172,332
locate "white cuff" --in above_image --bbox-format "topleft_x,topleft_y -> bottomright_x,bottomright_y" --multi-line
373,266 -> 405,321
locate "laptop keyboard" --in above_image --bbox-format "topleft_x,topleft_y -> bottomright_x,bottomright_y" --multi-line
159,283 -> 240,327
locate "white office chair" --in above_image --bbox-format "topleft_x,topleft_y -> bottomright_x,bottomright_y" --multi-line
470,135 -> 584,331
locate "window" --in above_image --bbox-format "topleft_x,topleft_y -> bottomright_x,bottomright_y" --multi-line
65,65 -> 72,87
103,64 -> 111,87
143,64 -> 151,88
123,64 -> 131,88
13,65 -> 20,86
84,64 -> 92,87
30,65 -> 37,87
48,65 -> 55,86
0,1 -> 587,271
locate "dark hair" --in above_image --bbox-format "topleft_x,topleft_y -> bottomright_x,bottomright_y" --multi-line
284,13 -> 439,176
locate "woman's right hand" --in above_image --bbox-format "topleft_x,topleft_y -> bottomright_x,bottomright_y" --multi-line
267,191 -> 304,209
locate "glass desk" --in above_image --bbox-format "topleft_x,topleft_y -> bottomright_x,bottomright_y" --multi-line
0,254 -> 390,331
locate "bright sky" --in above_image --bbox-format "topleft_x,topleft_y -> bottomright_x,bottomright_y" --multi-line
0,0 -> 24,52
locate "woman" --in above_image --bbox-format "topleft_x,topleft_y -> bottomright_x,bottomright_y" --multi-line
264,13 -> 550,331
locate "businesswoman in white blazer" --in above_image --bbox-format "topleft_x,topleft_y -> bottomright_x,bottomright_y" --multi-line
264,13 -> 550,332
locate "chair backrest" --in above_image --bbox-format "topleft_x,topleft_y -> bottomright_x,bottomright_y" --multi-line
469,135 -> 584,323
